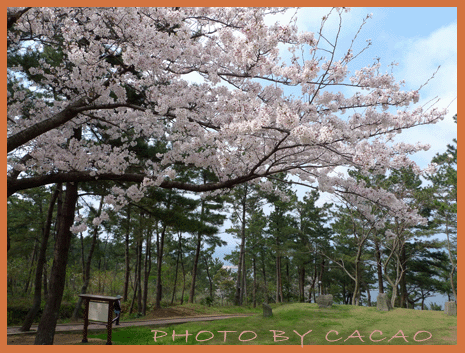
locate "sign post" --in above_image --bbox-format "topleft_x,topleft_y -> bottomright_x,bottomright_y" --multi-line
79,294 -> 119,345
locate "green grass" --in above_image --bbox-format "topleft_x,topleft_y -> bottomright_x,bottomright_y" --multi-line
170,302 -> 264,315
89,303 -> 457,345
119,303 -> 264,322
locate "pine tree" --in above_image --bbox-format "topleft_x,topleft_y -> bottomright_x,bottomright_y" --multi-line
427,115 -> 457,302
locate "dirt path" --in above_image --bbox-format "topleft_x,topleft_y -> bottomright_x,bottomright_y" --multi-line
8,333 -> 106,345
7,314 -> 255,345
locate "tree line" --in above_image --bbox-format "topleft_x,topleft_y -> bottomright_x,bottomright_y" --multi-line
8,120 -> 457,326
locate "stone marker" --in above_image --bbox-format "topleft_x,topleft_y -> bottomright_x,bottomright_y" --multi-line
316,294 -> 333,308
376,293 -> 392,311
444,301 -> 457,316
262,303 -> 273,317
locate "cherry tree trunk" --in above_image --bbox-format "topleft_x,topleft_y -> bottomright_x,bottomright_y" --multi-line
399,247 -> 408,308
374,239 -> 384,293
352,248 -> 362,306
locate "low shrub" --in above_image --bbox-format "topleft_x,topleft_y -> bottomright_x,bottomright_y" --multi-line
7,301 -> 81,325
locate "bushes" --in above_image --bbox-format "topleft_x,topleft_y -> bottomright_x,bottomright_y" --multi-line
7,301 -> 81,326
7,305 -> 39,326
200,296 -> 214,307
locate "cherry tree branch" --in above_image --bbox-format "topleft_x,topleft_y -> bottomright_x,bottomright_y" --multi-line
7,7 -> 32,30
7,99 -> 147,153
7,170 -> 260,197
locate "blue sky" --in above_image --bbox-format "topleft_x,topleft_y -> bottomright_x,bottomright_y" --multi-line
297,7 -> 457,167
186,7 -> 457,169
215,9 -> 457,306
368,7 -> 456,37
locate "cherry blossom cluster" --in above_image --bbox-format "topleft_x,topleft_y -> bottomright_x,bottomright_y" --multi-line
7,7 -> 446,228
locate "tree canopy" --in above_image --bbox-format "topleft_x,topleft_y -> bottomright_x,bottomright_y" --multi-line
7,7 -> 445,220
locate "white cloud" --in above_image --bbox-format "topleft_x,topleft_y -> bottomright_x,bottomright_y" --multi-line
393,22 -> 457,167
399,22 -> 457,95
297,10 -> 457,168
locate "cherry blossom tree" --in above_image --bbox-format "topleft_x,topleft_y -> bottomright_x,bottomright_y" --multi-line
7,7 -> 446,344
8,7 -> 443,202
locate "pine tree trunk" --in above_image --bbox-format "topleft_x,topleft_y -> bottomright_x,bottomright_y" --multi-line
261,249 -> 268,304
100,236 -> 109,294
320,258 -> 325,295
286,261 -> 290,301
34,181 -> 78,345
129,247 -> 139,314
276,255 -> 283,303
43,264 -> 48,301
137,235 -> 143,312
342,282 -> 346,304
298,266 -> 305,303
171,233 -> 183,305
24,238 -> 39,295
275,256 -> 279,303
171,243 -> 180,305
204,257 -> 213,299
188,232 -> 202,304
155,224 -> 167,309
189,195 -> 204,305
142,223 -> 152,315
180,241 -> 186,305
123,204 -> 131,302
252,255 -> 257,308
234,185 -> 247,306
279,257 -> 284,302
445,216 -> 457,302
20,185 -> 60,332
241,253 -> 247,305
311,262 -> 317,302
72,195 -> 104,320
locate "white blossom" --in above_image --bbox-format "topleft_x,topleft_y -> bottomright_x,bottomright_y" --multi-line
7,7 -> 446,217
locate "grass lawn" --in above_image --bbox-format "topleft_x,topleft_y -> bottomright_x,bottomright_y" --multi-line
89,303 -> 457,345
116,302 -> 264,322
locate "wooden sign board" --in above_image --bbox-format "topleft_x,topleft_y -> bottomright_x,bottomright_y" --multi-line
88,301 -> 109,322
79,294 -> 119,344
